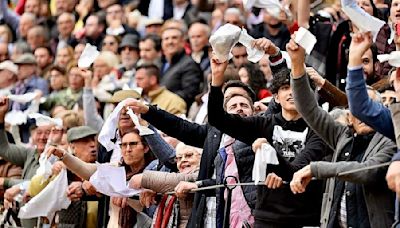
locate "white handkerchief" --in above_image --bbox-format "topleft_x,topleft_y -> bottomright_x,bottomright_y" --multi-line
243,0 -> 282,18
238,28 -> 265,63
126,107 -> 154,136
377,51 -> 400,67
18,169 -> 71,221
78,43 -> 100,68
209,24 -> 241,62
89,163 -> 141,197
341,0 -> 385,41
28,113 -> 63,127
294,27 -> 317,55
252,143 -> 279,183
5,111 -> 27,125
8,92 -> 38,103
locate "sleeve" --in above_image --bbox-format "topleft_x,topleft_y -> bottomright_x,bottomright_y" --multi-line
390,103 -> 400,161
319,80 -> 348,108
62,153 -> 97,180
311,137 -> 396,184
0,0 -> 20,32
291,74 -> 347,149
0,123 -> 29,167
208,85 -> 273,145
141,170 -> 198,193
176,61 -> 202,105
346,67 -> 395,141
83,88 -> 104,132
142,105 -> 208,148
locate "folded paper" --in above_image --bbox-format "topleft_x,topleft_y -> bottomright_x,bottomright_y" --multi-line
341,0 -> 385,41
294,27 -> 317,55
126,107 -> 154,136
89,163 -> 141,197
28,113 -> 63,127
78,43 -> 100,68
252,143 -> 279,183
377,51 -> 400,67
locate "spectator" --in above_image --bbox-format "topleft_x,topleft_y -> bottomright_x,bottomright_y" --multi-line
144,19 -> 164,36
54,0 -> 78,16
54,12 -> 76,51
118,34 -> 140,72
0,25 -> 13,44
34,46 -> 54,77
188,22 -> 210,72
0,61 -> 18,96
82,13 -> 106,49
230,43 -> 248,69
101,34 -> 120,54
73,42 -> 86,62
105,3 -> 140,37
10,41 -> 31,61
55,45 -> 75,71
48,65 -> 67,95
238,62 -> 272,100
223,7 -> 245,28
139,34 -> 162,68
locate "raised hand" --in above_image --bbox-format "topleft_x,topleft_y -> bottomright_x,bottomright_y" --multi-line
252,38 -> 279,56
124,99 -> 149,114
286,35 -> 306,78
210,55 -> 229,87
348,32 -> 372,67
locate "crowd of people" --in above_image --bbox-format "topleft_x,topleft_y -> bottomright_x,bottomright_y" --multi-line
0,0 -> 399,227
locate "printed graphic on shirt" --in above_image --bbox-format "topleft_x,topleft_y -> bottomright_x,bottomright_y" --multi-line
272,126 -> 308,162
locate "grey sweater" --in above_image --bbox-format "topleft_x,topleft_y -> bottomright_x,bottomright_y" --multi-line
292,74 -> 396,228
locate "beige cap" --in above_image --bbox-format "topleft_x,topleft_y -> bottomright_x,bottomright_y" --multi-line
107,90 -> 141,103
0,60 -> 18,74
145,18 -> 164,27
14,53 -> 37,65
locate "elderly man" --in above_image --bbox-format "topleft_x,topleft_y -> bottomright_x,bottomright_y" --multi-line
160,27 -> 202,106
139,34 -> 162,68
119,34 -> 140,72
188,22 -> 210,73
0,42 -> 9,62
0,61 -> 18,96
26,26 -> 48,51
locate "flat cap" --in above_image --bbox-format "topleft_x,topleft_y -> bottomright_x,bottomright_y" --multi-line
119,34 -> 139,51
67,126 -> 97,143
0,60 -> 18,74
14,53 -> 37,65
107,89 -> 141,103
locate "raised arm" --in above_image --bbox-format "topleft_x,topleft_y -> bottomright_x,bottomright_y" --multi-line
81,69 -> 104,132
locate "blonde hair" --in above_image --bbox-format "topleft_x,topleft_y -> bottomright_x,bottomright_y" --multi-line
95,51 -> 120,68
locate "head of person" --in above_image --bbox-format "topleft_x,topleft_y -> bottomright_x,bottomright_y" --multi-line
262,9 -> 282,28
25,0 -> 41,16
56,45 -> 74,67
55,0 -> 78,15
259,55 -> 273,82
390,68 -> 400,93
270,68 -> 297,113
67,66 -> 84,91
0,42 -> 9,62
329,107 -> 349,126
188,22 -> 210,53
362,44 -> 378,84
31,123 -> 52,153
161,28 -> 185,60
49,65 -> 67,91
0,60 -> 18,88
223,7 -> 244,27
84,14 -> 106,39
105,4 -> 124,25
27,26 -> 48,51
74,42 -> 86,61
231,43 -> 248,68
67,126 -> 97,163
356,0 -> 378,17
93,51 -> 120,79
119,34 -> 140,69
120,130 -> 154,170
239,62 -> 268,96
57,13 -> 76,38
391,0 -> 400,24
34,46 -> 53,69
139,34 -> 162,62
102,34 -> 120,54
15,53 -> 37,81
10,41 -> 31,62
175,142 -> 202,174
98,0 -> 118,10
144,19 -> 164,36
135,63 -> 160,94
223,80 -> 256,117
381,89 -> 398,107
19,13 -> 37,39
0,24 -> 13,43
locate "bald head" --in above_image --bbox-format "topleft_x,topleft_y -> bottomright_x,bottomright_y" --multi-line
188,23 -> 210,53
19,13 -> 37,38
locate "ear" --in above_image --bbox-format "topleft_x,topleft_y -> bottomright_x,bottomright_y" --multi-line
273,93 -> 280,104
150,75 -> 157,85
143,145 -> 149,154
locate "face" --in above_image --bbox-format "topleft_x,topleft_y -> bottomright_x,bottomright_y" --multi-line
120,132 -> 148,167
391,0 -> 400,24
263,9 -> 280,26
93,59 -> 112,79
225,95 -> 253,117
0,70 -> 15,87
106,4 -> 124,24
135,68 -> 154,93
349,113 -> 374,135
238,67 -> 250,84
188,24 -> 209,53
74,43 -> 85,61
102,36 -> 119,54
85,16 -> 100,38
56,48 -> 72,66
55,0 -> 76,14
120,46 -> 139,69
71,136 -> 97,163
275,84 -> 297,112
231,46 -> 248,68
17,64 -> 36,80
357,0 -> 374,16
0,43 -> 8,62
176,146 -> 201,173
161,29 -> 184,58
32,125 -> 52,153
34,48 -> 53,69
118,108 -> 134,131
49,69 -> 66,91
361,49 -> 374,81
98,0 -> 117,9
381,90 -> 398,107
0,26 -> 11,43
19,16 -> 35,38
27,29 -> 45,51
145,24 -> 162,35
68,67 -> 84,91
139,39 -> 160,62
25,0 -> 40,15
259,55 -> 272,81
224,13 -> 241,27
390,69 -> 400,93
57,14 -> 75,38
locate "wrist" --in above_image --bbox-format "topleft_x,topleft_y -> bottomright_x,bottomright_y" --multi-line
348,55 -> 362,67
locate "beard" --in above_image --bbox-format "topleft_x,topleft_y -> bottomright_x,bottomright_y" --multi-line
268,22 -> 283,29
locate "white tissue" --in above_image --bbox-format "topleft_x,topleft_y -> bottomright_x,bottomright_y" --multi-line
126,107 -> 154,136
243,0 -> 282,18
294,27 -> 317,55
377,51 -> 400,67
238,28 -> 265,62
89,163 -> 141,197
5,111 -> 27,125
252,143 -> 279,183
341,0 -> 385,41
78,43 -> 100,68
8,92 -> 38,103
28,113 -> 63,127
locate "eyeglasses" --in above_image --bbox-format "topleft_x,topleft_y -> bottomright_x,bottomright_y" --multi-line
120,141 -> 142,149
175,152 -> 195,162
